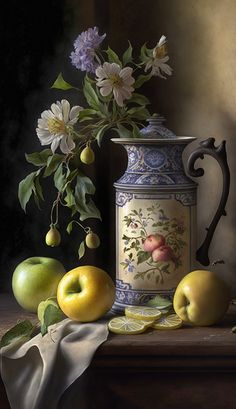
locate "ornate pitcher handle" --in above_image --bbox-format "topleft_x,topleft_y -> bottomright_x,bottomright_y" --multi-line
187,137 -> 230,266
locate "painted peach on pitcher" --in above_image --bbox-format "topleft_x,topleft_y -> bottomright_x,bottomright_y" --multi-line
143,233 -> 165,252
121,204 -> 186,284
152,245 -> 176,263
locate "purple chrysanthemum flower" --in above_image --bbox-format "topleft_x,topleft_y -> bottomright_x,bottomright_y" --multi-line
70,27 -> 106,74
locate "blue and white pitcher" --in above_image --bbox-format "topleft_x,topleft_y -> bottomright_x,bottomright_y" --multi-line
112,115 -> 230,313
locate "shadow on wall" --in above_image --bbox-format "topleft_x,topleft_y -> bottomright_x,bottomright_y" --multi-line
92,0 -> 236,290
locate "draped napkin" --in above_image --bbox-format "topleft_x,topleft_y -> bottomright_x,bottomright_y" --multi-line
0,318 -> 109,409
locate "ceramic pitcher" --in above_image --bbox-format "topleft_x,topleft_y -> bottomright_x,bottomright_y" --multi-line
112,116 -> 230,313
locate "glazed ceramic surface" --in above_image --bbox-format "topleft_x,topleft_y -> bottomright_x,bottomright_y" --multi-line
112,137 -> 197,312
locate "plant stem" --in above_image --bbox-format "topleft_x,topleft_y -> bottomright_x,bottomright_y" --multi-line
70,220 -> 91,234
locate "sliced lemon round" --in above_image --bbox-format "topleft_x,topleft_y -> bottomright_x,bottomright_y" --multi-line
151,313 -> 183,330
108,316 -> 150,334
160,308 -> 172,316
125,306 -> 162,321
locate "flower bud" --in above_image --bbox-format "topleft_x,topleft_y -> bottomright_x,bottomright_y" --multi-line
80,146 -> 95,165
85,232 -> 100,249
45,227 -> 61,247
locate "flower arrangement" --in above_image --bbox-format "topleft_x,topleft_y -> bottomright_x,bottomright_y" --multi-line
18,27 -> 172,258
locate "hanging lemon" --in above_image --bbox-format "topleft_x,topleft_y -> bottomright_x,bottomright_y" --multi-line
45,226 -> 61,247
85,232 -> 100,249
80,146 -> 95,164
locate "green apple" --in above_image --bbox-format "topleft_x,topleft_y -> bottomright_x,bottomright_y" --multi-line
12,257 -> 66,313
173,270 -> 231,326
57,265 -> 115,322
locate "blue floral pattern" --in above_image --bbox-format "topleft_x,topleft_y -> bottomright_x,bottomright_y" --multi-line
116,142 -> 195,186
113,279 -> 174,309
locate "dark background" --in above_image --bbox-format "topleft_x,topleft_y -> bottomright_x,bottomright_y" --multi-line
0,0 -> 127,291
0,0 -> 236,293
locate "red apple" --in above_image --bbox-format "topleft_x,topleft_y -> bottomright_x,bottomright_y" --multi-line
143,234 -> 165,252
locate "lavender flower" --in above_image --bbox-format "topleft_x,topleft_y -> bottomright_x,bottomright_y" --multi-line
125,258 -> 135,273
70,27 -> 106,73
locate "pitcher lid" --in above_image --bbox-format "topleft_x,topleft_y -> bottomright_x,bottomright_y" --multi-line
139,113 -> 176,139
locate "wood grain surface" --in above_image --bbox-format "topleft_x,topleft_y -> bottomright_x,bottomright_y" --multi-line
1,294 -> 236,409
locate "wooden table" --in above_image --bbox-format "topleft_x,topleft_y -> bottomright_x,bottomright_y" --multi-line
1,294 -> 236,409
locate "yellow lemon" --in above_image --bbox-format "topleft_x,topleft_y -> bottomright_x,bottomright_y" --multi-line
80,146 -> 95,165
45,227 -> 61,247
85,232 -> 100,249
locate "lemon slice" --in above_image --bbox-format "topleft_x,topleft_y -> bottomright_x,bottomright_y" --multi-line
160,308 -> 172,316
151,314 -> 183,330
125,306 -> 162,321
108,316 -> 150,334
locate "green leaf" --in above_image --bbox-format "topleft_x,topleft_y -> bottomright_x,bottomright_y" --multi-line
146,295 -> 172,309
134,74 -> 152,89
54,163 -> 66,192
95,124 -> 110,147
78,241 -> 85,259
66,220 -> 74,234
25,149 -> 52,166
18,171 -> 37,211
140,43 -> 152,63
137,250 -> 150,264
44,154 -> 64,177
32,175 -> 44,209
66,174 -> 102,221
66,169 -> 78,183
74,174 -> 100,220
128,93 -> 150,106
122,234 -> 130,240
161,263 -> 170,272
132,123 -> 142,138
78,108 -> 98,122
112,123 -> 133,138
78,198 -> 101,221
0,320 -> 34,349
106,47 -> 122,66
41,304 -> 64,336
65,187 -> 77,216
75,172 -> 95,199
127,106 -> 150,120
122,41 -> 133,65
51,72 -> 75,90
34,176 -> 44,201
83,76 -> 100,110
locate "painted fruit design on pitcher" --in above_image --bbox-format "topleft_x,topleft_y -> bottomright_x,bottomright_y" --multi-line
120,203 -> 186,284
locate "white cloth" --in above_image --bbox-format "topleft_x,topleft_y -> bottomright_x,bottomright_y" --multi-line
0,318 -> 109,409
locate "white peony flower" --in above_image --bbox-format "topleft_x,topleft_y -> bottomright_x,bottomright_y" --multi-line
145,35 -> 173,79
36,99 -> 83,154
95,62 -> 135,107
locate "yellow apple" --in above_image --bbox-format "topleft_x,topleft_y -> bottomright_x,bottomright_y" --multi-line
57,265 -> 115,322
173,270 -> 230,326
